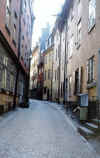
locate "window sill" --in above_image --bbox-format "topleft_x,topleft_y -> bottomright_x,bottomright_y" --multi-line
87,81 -> 96,89
88,23 -> 95,33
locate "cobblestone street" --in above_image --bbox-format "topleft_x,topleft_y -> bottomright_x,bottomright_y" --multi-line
0,100 -> 99,158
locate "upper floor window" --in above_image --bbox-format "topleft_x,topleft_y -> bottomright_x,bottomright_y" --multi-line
68,34 -> 74,58
87,56 -> 94,83
77,19 -> 82,47
88,0 -> 96,31
56,49 -> 57,60
24,0 -> 26,10
71,7 -> 74,21
14,11 -> 17,19
2,68 -> 7,89
5,0 -> 11,32
13,24 -> 16,39
78,0 -> 82,18
48,70 -> 50,80
22,0 -> 26,13
69,76 -> 72,96
75,69 -> 79,94
6,0 -> 11,9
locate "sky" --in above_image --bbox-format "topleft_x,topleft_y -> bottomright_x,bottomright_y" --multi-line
32,0 -> 65,47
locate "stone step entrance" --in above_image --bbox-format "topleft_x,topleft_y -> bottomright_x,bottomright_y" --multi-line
78,119 -> 100,140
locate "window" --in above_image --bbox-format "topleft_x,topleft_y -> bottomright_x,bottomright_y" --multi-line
3,56 -> 8,66
45,56 -> 47,64
22,35 -> 24,40
78,0 -> 82,18
61,82 -> 64,97
50,70 -> 52,80
22,0 -> 26,13
75,69 -> 79,94
71,7 -> 74,21
10,74 -> 14,92
77,20 -> 81,46
13,24 -> 16,41
48,70 -> 50,80
68,34 -> 74,58
44,71 -> 46,80
55,71 -> 56,81
2,69 -> 7,89
56,49 -> 57,60
87,57 -> 94,83
88,0 -> 96,31
69,76 -> 72,96
6,0 -> 10,9
14,11 -> 17,19
75,67 -> 82,94
6,0 -> 11,32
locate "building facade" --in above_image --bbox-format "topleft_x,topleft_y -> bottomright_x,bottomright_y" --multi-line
37,54 -> 44,100
66,0 -> 99,104
0,0 -> 34,113
51,0 -> 100,118
43,34 -> 54,101
52,27 -> 61,102
30,45 -> 39,98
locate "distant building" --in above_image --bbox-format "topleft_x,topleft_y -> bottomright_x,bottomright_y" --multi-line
52,26 -> 61,103
37,53 -> 44,100
40,23 -> 50,53
43,33 -> 54,101
30,45 -> 39,98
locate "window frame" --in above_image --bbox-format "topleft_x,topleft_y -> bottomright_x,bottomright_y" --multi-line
88,0 -> 96,32
87,56 -> 94,83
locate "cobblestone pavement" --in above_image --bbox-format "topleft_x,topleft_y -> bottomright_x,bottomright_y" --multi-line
0,100 -> 99,158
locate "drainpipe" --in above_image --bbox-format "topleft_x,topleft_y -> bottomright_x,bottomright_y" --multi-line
13,0 -> 22,109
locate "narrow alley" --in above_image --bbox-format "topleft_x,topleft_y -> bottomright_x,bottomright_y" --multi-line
0,100 -> 98,158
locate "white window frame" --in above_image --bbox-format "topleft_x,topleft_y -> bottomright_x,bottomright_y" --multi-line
87,57 -> 94,83
77,19 -> 82,46
88,0 -> 96,31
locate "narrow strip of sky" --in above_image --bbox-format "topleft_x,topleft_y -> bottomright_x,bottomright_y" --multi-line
32,0 -> 65,47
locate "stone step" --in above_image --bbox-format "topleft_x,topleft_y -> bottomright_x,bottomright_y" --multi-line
90,119 -> 100,126
78,126 -> 94,140
85,122 -> 98,132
